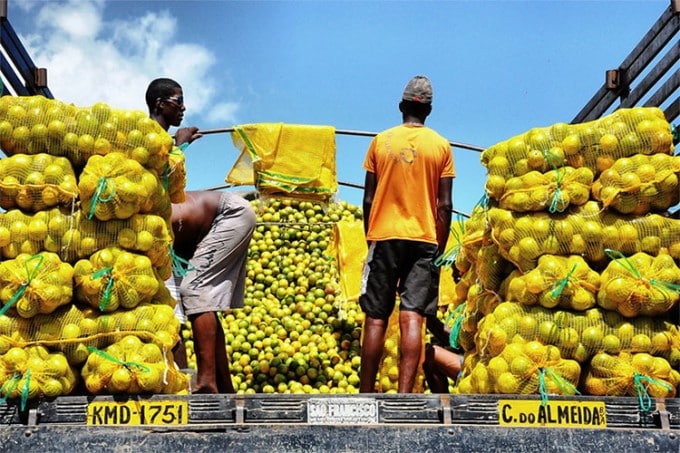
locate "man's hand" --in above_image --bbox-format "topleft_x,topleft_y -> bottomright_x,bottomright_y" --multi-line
175,126 -> 203,146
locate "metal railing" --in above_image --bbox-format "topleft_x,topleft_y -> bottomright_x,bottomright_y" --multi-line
573,0 -> 679,124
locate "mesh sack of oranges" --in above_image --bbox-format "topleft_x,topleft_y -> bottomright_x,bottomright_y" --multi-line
81,335 -> 188,395
0,304 -> 103,365
456,340 -> 581,396
506,254 -> 601,311
0,95 -> 173,170
0,346 -> 78,403
0,252 -> 73,318
481,107 -> 675,181
0,302 -> 180,369
479,300 -> 680,366
474,243 -> 514,292
488,202 -> 680,272
476,301 -> 603,363
228,123 -> 338,201
583,351 -> 679,400
0,208 -> 174,276
591,153 -> 680,215
457,199 -> 490,273
597,249 -> 680,318
460,282 -> 502,346
435,219 -> 467,305
439,302 -> 476,353
164,146 -> 187,203
81,212 -> 174,277
0,208 -> 94,263
73,246 -> 161,313
79,152 -> 171,222
494,166 -> 593,213
0,153 -> 77,212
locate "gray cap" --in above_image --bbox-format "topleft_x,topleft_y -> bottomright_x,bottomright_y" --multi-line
402,75 -> 433,104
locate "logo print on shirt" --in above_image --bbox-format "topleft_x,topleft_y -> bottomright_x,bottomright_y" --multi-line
384,133 -> 417,164
399,147 -> 417,164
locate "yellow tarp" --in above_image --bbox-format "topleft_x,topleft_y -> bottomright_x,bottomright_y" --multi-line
327,219 -> 367,302
227,123 -> 337,201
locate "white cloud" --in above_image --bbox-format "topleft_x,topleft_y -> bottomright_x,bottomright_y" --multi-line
35,0 -> 104,40
14,0 -> 238,125
206,102 -> 240,126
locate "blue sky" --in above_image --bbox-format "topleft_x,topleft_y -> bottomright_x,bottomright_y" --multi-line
4,0 -> 674,214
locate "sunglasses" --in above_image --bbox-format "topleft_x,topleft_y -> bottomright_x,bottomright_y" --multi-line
161,95 -> 184,107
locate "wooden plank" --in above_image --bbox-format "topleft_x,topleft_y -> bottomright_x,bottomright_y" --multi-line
573,6 -> 677,123
620,42 -> 679,108
0,20 -> 53,97
663,96 -> 679,123
644,71 -> 680,121
0,54 -> 29,95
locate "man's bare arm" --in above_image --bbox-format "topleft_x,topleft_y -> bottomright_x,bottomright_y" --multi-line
436,177 -> 453,254
363,171 -> 377,237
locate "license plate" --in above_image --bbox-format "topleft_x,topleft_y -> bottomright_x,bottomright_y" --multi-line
498,399 -> 607,428
87,399 -> 188,426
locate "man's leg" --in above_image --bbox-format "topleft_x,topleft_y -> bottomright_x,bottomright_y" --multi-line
214,318 -> 235,393
423,344 -> 457,393
189,312 -> 219,393
398,310 -> 424,393
172,340 -> 188,370
359,316 -> 388,393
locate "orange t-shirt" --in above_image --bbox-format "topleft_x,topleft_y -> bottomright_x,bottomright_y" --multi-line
363,124 -> 455,244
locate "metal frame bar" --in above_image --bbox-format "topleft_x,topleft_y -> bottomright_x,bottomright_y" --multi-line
573,2 -> 679,123
0,8 -> 53,98
196,126 -> 485,153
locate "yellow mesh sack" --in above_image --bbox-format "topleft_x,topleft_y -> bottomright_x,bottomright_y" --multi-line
0,95 -> 173,171
327,219 -> 367,303
476,301 -> 680,366
591,153 -> 680,215
0,208 -> 173,274
0,153 -> 77,212
79,152 -> 169,221
0,302 -> 179,369
495,166 -> 593,213
475,243 -> 514,292
481,107 -> 674,180
165,147 -> 187,203
458,199 -> 491,271
0,252 -> 73,318
461,283 -> 501,343
73,247 -> 161,312
81,335 -> 188,395
228,123 -> 337,200
506,254 -> 601,311
598,250 -> 680,318
457,341 -> 581,395
436,218 -> 466,305
488,201 -> 680,272
584,351 -> 679,399
0,345 -> 78,402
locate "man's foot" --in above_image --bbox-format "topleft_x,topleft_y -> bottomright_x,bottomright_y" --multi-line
192,384 -> 218,394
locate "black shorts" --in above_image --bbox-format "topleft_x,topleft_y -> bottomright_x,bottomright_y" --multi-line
359,240 -> 440,320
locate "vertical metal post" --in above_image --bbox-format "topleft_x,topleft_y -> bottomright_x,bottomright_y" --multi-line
0,0 -> 7,20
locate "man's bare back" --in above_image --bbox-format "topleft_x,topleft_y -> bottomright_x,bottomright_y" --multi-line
171,191 -> 222,260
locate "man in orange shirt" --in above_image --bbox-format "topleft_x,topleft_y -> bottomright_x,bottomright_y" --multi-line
359,75 -> 455,393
